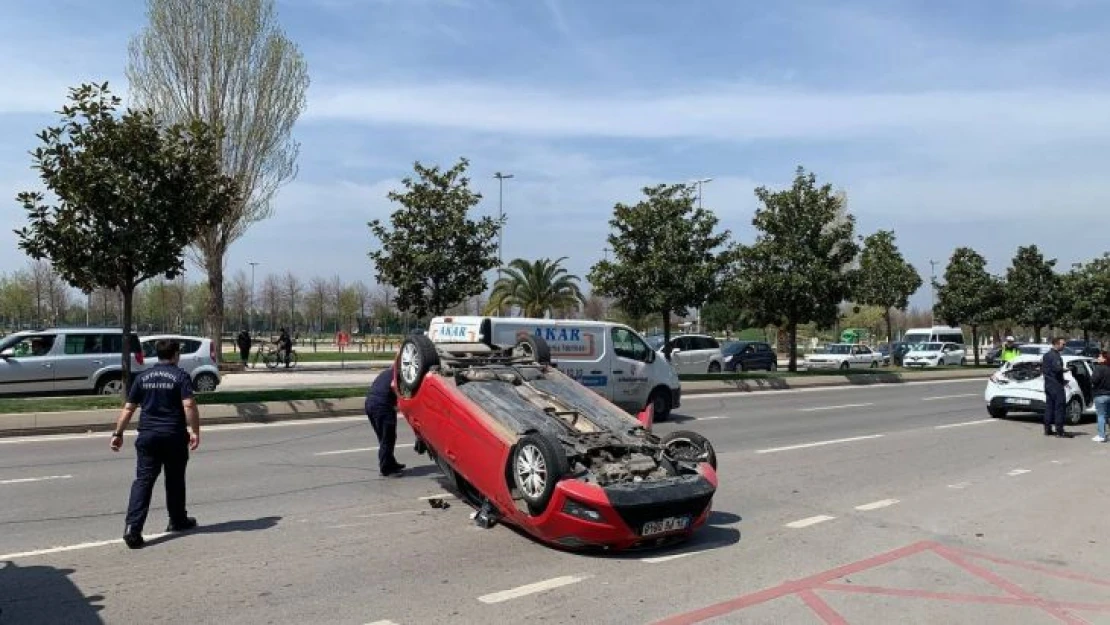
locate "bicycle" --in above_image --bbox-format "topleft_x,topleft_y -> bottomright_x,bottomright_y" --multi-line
252,342 -> 298,370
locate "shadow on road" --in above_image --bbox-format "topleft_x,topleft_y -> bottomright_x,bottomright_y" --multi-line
0,560 -> 104,624
144,516 -> 282,547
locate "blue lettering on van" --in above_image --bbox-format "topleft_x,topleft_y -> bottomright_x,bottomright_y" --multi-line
534,327 -> 581,342
438,325 -> 469,338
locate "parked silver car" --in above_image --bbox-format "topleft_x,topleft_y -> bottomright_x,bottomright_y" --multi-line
0,328 -> 144,395
139,334 -> 221,392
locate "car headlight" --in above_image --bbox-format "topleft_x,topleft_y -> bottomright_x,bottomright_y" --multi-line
562,498 -> 603,522
724,355 -> 734,362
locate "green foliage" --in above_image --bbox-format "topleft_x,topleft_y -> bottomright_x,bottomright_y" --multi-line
369,158 -> 501,318
15,83 -> 237,388
1061,255 -> 1110,336
855,230 -> 922,342
588,183 -> 732,345
484,257 -> 586,318
699,298 -> 752,334
731,167 -> 859,371
1004,245 -> 1060,342
934,248 -> 1003,363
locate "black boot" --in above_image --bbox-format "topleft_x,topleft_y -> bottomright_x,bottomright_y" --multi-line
166,517 -> 197,532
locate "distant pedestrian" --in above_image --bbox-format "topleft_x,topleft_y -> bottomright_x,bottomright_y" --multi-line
364,365 -> 405,477
110,339 -> 201,549
1090,350 -> 1110,443
1041,337 -> 1072,438
276,327 -> 293,368
236,328 -> 252,367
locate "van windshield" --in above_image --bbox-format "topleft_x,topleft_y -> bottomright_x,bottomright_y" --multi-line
902,333 -> 929,345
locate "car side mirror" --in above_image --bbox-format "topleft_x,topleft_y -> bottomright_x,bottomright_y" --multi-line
647,350 -> 656,363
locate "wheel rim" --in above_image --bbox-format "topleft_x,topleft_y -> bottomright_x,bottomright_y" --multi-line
515,443 -> 548,499
196,375 -> 216,392
400,343 -> 421,385
100,379 -> 122,395
1068,401 -> 1082,424
666,438 -> 709,463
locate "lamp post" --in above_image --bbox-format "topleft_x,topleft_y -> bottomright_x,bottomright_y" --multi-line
249,261 -> 259,335
929,259 -> 938,320
493,172 -> 513,315
690,178 -> 713,332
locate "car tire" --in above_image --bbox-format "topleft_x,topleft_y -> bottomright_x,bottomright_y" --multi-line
987,405 -> 1008,419
870,360 -> 879,369
193,372 -> 218,393
648,387 -> 673,421
840,362 -> 850,371
708,361 -> 721,374
660,430 -> 717,470
397,335 -> 440,398
511,433 -> 568,515
513,335 -> 552,365
1066,398 -> 1084,426
95,374 -> 123,396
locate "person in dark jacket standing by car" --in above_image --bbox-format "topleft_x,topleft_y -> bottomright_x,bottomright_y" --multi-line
365,365 -> 405,477
236,328 -> 252,367
110,339 -> 201,549
1090,351 -> 1110,443
1041,337 -> 1072,438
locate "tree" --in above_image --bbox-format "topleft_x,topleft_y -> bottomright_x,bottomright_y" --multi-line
484,257 -> 586,318
699,298 -> 751,336
15,83 -> 234,389
128,0 -> 310,357
369,158 -> 502,318
0,271 -> 34,329
934,248 -> 1004,364
854,230 -> 923,344
1061,256 -> 1110,342
260,274 -> 282,332
1005,245 -> 1060,342
282,271 -> 301,330
730,167 -> 859,372
307,276 -> 329,333
225,270 -> 250,331
588,183 -> 732,348
582,294 -> 607,321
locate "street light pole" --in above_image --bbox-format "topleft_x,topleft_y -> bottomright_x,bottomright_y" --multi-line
929,259 -> 938,319
249,262 -> 259,335
493,172 -> 513,316
690,178 -> 713,333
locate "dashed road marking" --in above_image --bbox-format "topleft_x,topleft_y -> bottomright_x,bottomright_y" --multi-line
0,474 -> 73,485
695,416 -> 728,421
785,515 -> 836,529
315,443 -> 415,456
418,493 -> 456,501
642,552 -> 699,564
0,416 -> 367,445
799,403 -> 874,412
855,499 -> 900,511
948,482 -> 972,489
1007,469 -> 1031,476
0,532 -> 170,560
478,575 -> 591,604
683,377 -> 982,401
922,393 -> 978,401
756,434 -> 884,454
364,620 -> 400,625
935,419 -> 997,429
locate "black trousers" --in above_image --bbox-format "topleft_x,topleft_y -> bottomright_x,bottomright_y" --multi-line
125,433 -> 189,533
366,407 -> 399,472
1044,384 -> 1066,433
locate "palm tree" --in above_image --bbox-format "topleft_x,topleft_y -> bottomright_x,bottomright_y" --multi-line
484,257 -> 587,318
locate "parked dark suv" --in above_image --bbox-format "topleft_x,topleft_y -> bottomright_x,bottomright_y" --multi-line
721,340 -> 777,372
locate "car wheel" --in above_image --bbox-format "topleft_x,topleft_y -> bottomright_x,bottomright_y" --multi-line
707,361 -> 721,374
661,430 -> 717,470
648,387 -> 672,421
193,372 -> 218,393
987,405 -> 1008,419
96,374 -> 123,396
513,335 -> 552,364
1066,398 -> 1084,426
840,362 -> 850,371
397,335 -> 440,397
870,360 -> 879,369
511,433 -> 568,515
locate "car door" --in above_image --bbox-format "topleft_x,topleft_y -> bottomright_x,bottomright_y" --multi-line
0,334 -> 59,394
53,333 -> 106,391
754,343 -> 773,369
610,326 -> 654,412
667,337 -> 690,374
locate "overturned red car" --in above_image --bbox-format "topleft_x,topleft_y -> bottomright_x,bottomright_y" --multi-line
394,320 -> 719,551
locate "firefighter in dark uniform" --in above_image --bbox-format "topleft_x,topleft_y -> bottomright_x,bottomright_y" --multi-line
110,339 -> 201,548
1041,336 -> 1073,438
365,365 -> 406,477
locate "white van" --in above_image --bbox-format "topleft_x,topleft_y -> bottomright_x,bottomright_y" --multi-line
902,326 -> 966,347
426,316 -> 682,420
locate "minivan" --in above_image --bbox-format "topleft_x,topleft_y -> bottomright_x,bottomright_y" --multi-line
0,328 -> 144,395
426,316 -> 683,420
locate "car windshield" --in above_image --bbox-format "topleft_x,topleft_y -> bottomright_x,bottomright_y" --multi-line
916,343 -> 943,352
0,335 -> 24,352
1019,345 -> 1048,355
902,334 -> 929,346
826,344 -> 853,355
722,342 -> 749,355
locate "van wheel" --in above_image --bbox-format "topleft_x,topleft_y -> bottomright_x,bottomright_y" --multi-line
96,374 -> 123,396
193,373 -> 218,393
1066,398 -> 1084,426
513,335 -> 552,365
648,388 -> 672,421
511,433 -> 568,515
397,335 -> 440,397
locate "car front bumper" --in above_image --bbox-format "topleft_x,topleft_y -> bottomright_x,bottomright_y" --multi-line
805,361 -> 842,370
989,395 -> 1045,413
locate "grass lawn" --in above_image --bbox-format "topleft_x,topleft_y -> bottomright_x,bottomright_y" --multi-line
290,351 -> 394,362
0,387 -> 368,415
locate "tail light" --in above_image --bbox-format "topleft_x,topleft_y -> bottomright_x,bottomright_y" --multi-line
134,346 -> 145,366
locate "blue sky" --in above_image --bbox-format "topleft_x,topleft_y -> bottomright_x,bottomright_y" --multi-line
2,0 -> 1108,308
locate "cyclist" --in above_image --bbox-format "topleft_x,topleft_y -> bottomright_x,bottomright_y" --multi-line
275,328 -> 293,368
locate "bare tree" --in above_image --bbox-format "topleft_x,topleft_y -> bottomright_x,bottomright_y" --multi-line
353,280 -> 371,334
261,274 -> 281,332
226,270 -> 250,331
306,277 -> 329,333
282,271 -> 302,331
128,0 -> 310,355
28,260 -> 54,324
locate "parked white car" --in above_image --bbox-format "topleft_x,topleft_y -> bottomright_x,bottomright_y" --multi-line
139,334 -> 221,392
804,344 -> 882,370
984,355 -> 1094,425
646,334 -> 726,374
902,342 -> 967,367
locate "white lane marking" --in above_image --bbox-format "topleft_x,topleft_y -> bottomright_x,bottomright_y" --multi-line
756,434 -> 884,454
785,515 -> 836,529
695,416 -> 727,421
0,532 -> 169,560
477,575 -> 591,604
855,499 -> 900,511
935,419 -> 997,430
1051,460 -> 1063,464
641,552 -> 700,564
417,493 -> 456,501
0,474 -> 73,485
922,393 -> 978,401
315,443 -> 415,456
948,482 -> 972,489
0,416 -> 366,445
684,378 -> 982,401
799,403 -> 874,412
1007,469 -> 1031,476
364,620 -> 400,625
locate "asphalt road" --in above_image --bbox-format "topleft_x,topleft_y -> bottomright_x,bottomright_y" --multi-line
3,379 -> 1109,625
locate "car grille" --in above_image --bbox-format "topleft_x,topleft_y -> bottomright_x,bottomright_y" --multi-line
603,475 -> 715,535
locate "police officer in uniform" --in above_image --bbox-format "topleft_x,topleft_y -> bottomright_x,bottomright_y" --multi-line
365,365 -> 405,477
110,339 -> 201,549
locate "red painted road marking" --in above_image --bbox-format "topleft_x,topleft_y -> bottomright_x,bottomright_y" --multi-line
651,540 -> 1110,625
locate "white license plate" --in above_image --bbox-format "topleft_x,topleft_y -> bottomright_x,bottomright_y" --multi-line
642,516 -> 690,536
1006,398 -> 1032,405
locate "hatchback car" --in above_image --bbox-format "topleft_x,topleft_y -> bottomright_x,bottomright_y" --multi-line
139,335 -> 221,392
721,341 -> 777,371
984,355 -> 1094,425
902,342 -> 967,367
648,334 -> 725,374
0,328 -> 144,395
